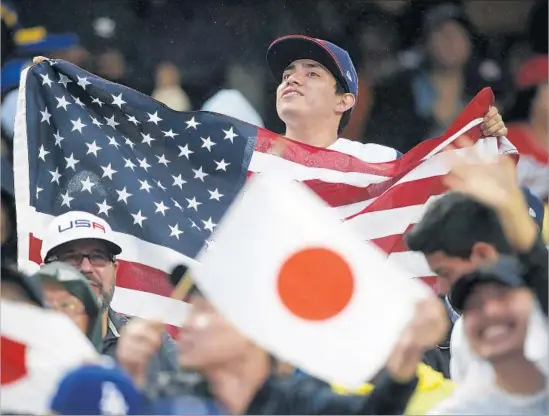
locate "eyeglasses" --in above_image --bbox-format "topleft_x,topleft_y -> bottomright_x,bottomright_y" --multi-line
46,252 -> 114,268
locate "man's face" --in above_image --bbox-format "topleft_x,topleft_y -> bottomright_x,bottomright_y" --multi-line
463,283 -> 532,362
425,244 -> 499,295
177,294 -> 253,371
276,59 -> 349,125
42,279 -> 89,334
50,239 -> 117,311
427,20 -> 471,70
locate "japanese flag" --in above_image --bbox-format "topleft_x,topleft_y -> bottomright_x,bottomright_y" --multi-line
192,173 -> 434,388
1,300 -> 99,414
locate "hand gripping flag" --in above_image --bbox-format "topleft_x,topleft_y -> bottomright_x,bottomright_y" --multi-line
13,59 -> 515,326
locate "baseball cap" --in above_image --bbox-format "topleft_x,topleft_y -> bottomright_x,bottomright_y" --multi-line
50,359 -> 144,415
522,187 -> 545,230
41,211 -> 122,262
266,35 -> 358,128
449,255 -> 525,313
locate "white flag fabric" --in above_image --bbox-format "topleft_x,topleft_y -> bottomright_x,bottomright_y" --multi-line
192,173 -> 434,388
1,300 -> 99,414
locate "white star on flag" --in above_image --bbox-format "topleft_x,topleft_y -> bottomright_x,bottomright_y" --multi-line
214,159 -> 230,171
147,111 -> 162,125
131,210 -> 147,227
172,174 -> 186,189
111,93 -> 126,108
178,144 -> 193,159
86,141 -> 102,157
223,127 -> 238,143
101,163 -> 117,180
201,136 -> 216,152
105,115 -> 119,129
80,176 -> 95,193
162,129 -> 178,138
116,187 -> 132,204
53,130 -> 64,147
186,197 -> 202,211
40,74 -> 53,87
38,145 -> 50,161
96,199 -> 112,216
70,118 -> 86,133
40,108 -> 52,124
77,76 -> 91,89
49,168 -> 62,184
60,191 -> 74,207
64,153 -> 79,170
58,73 -> 72,88
169,223 -> 183,239
156,154 -> 170,166
92,97 -> 104,107
185,117 -> 200,129
192,166 -> 208,182
154,201 -> 169,215
208,188 -> 224,201
55,96 -> 71,111
201,217 -> 216,232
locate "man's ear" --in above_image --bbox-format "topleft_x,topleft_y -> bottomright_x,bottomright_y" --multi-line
470,242 -> 500,264
335,93 -> 355,114
113,260 -> 119,276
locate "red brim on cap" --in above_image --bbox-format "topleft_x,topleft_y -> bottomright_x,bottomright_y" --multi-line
266,35 -> 350,94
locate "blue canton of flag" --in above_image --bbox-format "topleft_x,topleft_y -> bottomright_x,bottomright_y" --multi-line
18,59 -> 258,263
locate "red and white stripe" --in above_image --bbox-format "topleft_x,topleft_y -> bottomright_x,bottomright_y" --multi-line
13,72 -> 513,328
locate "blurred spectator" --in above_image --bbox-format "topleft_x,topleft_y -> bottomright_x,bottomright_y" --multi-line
152,62 -> 192,111
341,7 -> 402,141
33,262 -> 103,351
1,265 -> 45,307
201,61 -> 264,127
504,55 -> 549,202
364,3 -> 476,153
430,257 -> 548,414
527,0 -> 548,55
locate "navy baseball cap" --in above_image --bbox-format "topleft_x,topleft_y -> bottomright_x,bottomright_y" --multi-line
449,255 -> 525,313
522,187 -> 544,230
50,360 -> 144,415
266,35 -> 358,128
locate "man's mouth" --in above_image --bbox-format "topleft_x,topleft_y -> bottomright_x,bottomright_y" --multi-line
282,89 -> 302,97
480,323 -> 514,341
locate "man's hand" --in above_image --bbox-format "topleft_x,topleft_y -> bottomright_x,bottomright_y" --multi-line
116,319 -> 165,388
386,297 -> 449,383
443,136 -> 538,252
33,56 -> 49,64
481,106 -> 507,137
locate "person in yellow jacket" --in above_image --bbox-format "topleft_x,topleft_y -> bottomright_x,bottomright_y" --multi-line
331,363 -> 455,415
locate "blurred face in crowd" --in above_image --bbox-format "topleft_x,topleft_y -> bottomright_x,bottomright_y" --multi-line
276,59 -> 354,127
425,243 -> 500,294
427,20 -> 471,71
42,278 -> 89,334
178,293 -> 258,371
1,281 -> 36,305
463,283 -> 532,362
532,84 -> 549,133
49,239 -> 117,311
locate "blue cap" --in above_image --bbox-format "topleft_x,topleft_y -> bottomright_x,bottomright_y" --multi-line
266,35 -> 358,127
522,187 -> 544,230
50,360 -> 143,415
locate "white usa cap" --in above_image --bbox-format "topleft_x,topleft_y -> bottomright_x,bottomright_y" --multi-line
41,211 -> 122,261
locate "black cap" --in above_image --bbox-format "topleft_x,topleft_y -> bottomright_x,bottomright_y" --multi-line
449,255 -> 525,313
2,265 -> 46,307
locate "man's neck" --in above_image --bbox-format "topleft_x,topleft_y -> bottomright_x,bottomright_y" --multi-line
205,351 -> 271,414
493,354 -> 546,395
101,310 -> 109,338
284,121 -> 339,148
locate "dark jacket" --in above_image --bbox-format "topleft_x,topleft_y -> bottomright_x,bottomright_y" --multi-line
519,234 -> 548,315
102,309 -> 180,388
144,370 -> 418,415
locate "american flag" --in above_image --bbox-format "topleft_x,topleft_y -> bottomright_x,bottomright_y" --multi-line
13,60 -> 513,327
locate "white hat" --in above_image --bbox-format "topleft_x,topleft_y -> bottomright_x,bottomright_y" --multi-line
41,211 -> 122,261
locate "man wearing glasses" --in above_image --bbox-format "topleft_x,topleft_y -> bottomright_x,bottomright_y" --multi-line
39,210 -> 178,386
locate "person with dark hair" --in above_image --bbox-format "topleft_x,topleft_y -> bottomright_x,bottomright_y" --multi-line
406,144 -> 548,383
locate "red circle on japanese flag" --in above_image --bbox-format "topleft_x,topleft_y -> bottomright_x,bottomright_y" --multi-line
276,247 -> 354,321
